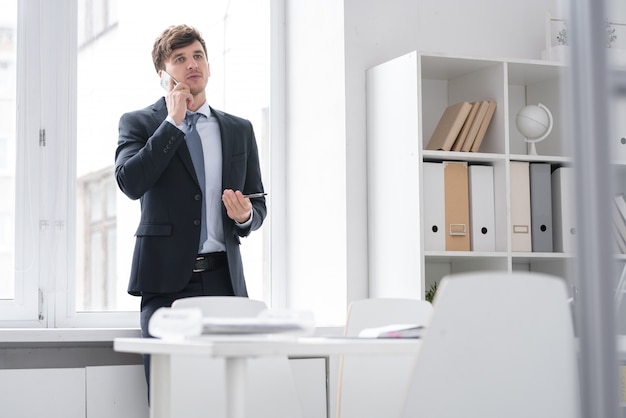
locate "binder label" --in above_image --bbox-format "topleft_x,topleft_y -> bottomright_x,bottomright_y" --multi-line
513,225 -> 529,234
449,224 -> 467,236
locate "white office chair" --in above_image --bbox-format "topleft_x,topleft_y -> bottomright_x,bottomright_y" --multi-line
336,298 -> 433,418
169,296 -> 304,418
400,271 -> 580,418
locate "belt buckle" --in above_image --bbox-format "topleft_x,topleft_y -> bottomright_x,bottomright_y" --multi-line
193,255 -> 206,273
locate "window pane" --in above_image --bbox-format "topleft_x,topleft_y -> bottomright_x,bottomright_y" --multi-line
76,0 -> 269,311
0,0 -> 17,300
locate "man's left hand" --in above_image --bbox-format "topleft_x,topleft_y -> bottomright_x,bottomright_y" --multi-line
222,189 -> 252,224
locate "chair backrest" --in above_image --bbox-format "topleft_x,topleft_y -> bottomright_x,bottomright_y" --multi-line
343,297 -> 434,336
400,271 -> 580,418
336,297 -> 433,418
171,296 -> 267,317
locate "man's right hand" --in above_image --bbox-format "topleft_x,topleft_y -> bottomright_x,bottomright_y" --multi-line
165,80 -> 194,125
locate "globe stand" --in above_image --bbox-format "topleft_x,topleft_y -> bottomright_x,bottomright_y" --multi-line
526,141 -> 539,156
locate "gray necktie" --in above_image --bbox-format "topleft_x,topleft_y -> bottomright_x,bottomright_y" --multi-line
185,112 -> 207,250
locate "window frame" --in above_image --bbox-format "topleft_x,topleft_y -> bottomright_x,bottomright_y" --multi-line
0,0 -> 43,326
0,0 -> 284,329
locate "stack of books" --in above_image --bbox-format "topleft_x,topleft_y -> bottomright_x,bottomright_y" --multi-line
425,100 -> 497,152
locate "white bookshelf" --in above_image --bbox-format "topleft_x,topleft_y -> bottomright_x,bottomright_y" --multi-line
366,51 -> 576,299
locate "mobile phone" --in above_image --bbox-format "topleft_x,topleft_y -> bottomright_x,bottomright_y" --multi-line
160,71 -> 179,91
243,192 -> 267,199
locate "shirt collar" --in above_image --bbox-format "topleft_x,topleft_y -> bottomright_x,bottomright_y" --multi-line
187,102 -> 211,119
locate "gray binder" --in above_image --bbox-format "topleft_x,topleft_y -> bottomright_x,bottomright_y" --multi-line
530,163 -> 554,252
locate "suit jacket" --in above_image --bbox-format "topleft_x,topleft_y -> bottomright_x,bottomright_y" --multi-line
115,97 -> 266,297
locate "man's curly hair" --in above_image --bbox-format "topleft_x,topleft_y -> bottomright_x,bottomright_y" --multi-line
151,24 -> 208,73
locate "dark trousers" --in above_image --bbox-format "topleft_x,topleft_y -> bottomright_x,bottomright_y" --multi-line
139,254 -> 234,399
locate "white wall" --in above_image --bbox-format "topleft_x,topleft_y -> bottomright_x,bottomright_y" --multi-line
285,0 -> 562,324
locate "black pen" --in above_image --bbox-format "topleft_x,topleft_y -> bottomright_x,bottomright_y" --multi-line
243,192 -> 267,199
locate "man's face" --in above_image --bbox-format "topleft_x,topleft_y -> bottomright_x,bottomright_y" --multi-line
162,40 -> 210,96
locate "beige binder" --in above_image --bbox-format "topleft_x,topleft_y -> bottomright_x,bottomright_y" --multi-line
444,161 -> 470,251
510,161 -> 532,252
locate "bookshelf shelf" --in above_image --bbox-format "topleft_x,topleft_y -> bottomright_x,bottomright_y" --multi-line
366,51 -> 575,299
509,154 -> 572,164
423,150 -> 506,163
511,253 -> 573,261
424,251 -> 507,258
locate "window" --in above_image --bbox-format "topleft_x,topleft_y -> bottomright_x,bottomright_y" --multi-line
2,0 -> 271,327
76,167 -> 117,310
77,0 -> 118,48
0,0 -> 16,303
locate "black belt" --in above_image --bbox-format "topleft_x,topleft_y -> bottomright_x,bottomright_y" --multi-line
193,252 -> 227,273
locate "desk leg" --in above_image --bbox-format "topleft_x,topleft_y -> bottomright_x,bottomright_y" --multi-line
224,358 -> 247,418
151,354 -> 171,418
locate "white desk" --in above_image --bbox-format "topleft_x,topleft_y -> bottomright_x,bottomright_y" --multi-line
114,336 -> 421,418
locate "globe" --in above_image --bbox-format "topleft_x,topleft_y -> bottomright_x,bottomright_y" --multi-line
515,103 -> 553,155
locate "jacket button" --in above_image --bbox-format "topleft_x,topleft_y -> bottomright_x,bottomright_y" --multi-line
194,194 -> 201,201
193,220 -> 201,226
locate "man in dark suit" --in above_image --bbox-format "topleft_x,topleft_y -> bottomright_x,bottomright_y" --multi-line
115,24 -> 266,384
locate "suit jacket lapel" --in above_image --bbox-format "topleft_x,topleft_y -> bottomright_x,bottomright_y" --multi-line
211,107 -> 233,185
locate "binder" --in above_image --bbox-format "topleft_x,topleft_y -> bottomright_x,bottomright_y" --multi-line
552,166 -> 576,253
611,201 -> 626,254
619,364 -> 626,403
614,193 -> 626,224
452,102 -> 480,152
613,227 -> 626,254
469,100 -> 497,152
468,165 -> 496,251
423,162 -> 446,251
461,100 -> 490,152
425,102 -> 473,151
510,161 -> 532,252
611,97 -> 626,161
443,161 -> 470,251
612,195 -> 626,254
529,163 -> 554,252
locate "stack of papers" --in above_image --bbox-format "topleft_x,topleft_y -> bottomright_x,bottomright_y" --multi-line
201,316 -> 309,335
358,324 -> 425,339
149,307 -> 314,340
202,309 -> 315,335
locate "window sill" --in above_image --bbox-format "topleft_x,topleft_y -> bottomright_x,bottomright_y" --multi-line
0,326 -> 342,348
0,328 -> 142,348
